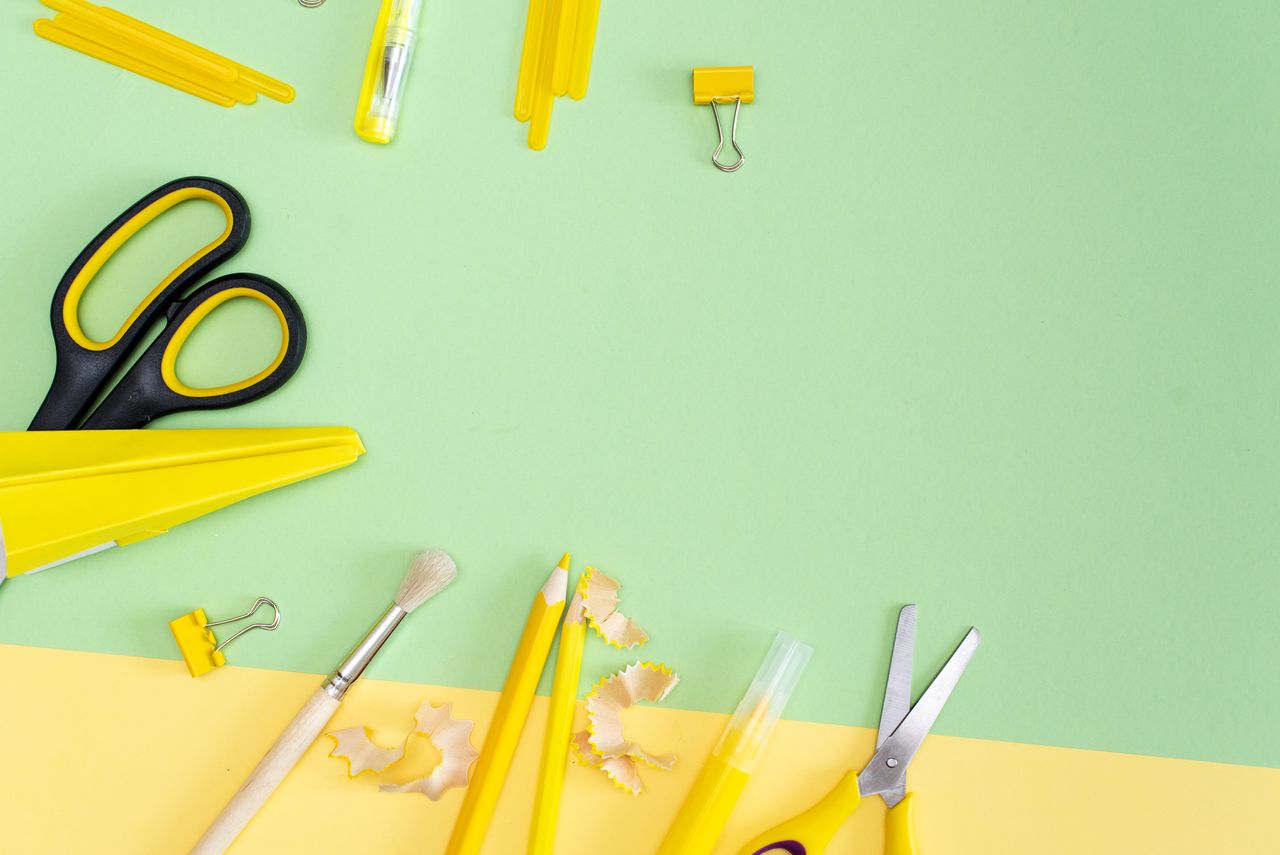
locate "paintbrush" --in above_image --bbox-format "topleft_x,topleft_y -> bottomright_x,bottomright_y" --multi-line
190,549 -> 458,855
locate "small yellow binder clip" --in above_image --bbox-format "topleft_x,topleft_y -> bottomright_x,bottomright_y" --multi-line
692,66 -> 754,173
169,597 -> 281,677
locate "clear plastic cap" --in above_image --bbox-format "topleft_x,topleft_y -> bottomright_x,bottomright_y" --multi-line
713,631 -> 814,773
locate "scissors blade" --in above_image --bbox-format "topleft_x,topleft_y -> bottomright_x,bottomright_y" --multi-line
858,626 -> 981,802
875,604 -> 916,806
876,604 -> 916,750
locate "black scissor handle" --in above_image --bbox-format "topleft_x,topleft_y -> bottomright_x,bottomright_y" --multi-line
29,176 -> 250,430
81,274 -> 307,430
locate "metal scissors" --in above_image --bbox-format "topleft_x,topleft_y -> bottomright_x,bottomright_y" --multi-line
737,605 -> 980,855
28,176 -> 306,431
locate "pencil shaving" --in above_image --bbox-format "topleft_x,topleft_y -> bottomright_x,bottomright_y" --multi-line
379,701 -> 480,800
327,701 -> 479,799
575,662 -> 679,794
327,727 -> 406,777
572,730 -> 651,794
581,567 -> 649,648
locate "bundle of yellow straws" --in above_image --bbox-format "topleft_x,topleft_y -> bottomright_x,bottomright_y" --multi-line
514,0 -> 601,149
32,0 -> 293,108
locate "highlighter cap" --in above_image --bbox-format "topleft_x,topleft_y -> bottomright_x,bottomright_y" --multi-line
714,631 -> 814,774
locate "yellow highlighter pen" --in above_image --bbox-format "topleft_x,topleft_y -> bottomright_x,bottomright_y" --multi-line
355,0 -> 423,144
657,631 -> 814,855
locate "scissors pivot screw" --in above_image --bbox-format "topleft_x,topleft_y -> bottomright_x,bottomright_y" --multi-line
885,758 -> 899,768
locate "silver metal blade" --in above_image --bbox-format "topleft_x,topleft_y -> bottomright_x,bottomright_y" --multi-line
875,604 -> 917,807
877,604 -> 916,750
858,626 -> 981,802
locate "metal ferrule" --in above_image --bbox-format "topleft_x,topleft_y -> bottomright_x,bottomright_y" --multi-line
322,604 -> 407,699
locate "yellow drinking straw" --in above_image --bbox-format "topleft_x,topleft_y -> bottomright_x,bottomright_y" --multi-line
656,631 -> 813,855
445,553 -> 571,855
527,573 -> 588,855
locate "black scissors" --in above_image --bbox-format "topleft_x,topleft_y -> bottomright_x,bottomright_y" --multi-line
28,176 -> 306,431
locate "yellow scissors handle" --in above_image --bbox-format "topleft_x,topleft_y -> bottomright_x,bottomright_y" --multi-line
735,773 -> 920,855
29,177 -> 250,430
885,792 -> 918,855
735,769 -> 861,855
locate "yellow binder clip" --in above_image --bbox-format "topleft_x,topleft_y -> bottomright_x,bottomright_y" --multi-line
692,66 -> 754,173
170,597 -> 281,677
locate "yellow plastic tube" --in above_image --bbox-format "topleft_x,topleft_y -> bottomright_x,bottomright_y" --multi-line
527,579 -> 587,855
657,632 -> 814,855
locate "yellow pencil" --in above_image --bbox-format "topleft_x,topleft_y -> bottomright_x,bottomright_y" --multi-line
445,553 -> 570,855
527,574 -> 587,855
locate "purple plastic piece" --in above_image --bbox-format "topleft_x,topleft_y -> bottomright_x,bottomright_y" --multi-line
750,843 -> 807,855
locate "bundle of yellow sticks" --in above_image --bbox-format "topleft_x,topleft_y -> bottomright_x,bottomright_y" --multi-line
514,0 -> 601,149
32,0 -> 293,108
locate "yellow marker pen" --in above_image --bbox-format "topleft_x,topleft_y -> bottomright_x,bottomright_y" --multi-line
657,631 -> 814,855
354,0 -> 424,144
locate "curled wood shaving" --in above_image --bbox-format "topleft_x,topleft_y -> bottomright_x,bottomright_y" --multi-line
327,727 -> 405,777
581,567 -> 649,649
574,662 -> 679,795
379,701 -> 480,800
326,700 -> 479,800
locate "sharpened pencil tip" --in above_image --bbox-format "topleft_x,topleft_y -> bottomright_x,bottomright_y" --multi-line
558,552 -> 571,570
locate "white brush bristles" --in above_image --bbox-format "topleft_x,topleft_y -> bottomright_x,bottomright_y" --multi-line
395,549 -> 458,613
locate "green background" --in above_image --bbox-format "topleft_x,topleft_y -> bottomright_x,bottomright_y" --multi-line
2,1 -> 1277,768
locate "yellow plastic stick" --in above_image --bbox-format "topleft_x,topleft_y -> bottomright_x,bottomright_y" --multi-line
40,0 -> 235,82
50,13 -> 257,104
566,0 -> 599,100
96,3 -> 295,102
32,19 -> 236,108
444,554 -> 570,855
551,0 -> 579,97
513,0 -> 547,121
527,580 -> 587,855
527,0 -> 565,149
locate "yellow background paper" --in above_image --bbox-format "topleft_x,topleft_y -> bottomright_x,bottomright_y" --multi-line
5,643 -> 1277,854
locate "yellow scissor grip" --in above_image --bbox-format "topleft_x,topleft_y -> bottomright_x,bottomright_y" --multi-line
885,793 -> 918,855
736,768 -> 862,855
63,187 -> 235,351
160,287 -> 290,398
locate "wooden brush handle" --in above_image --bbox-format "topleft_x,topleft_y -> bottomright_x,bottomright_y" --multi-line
190,687 -> 341,855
